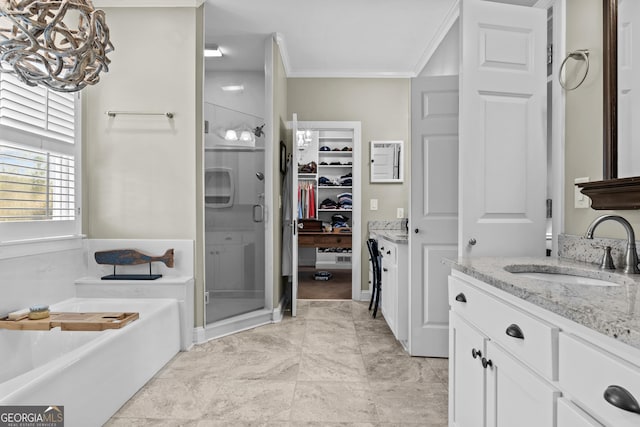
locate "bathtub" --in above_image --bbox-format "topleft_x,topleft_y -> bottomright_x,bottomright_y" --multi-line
0,297 -> 181,427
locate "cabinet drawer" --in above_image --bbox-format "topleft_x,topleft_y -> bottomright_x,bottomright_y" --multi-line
557,397 -> 603,427
559,333 -> 640,427
449,275 -> 559,381
207,232 -> 242,245
379,240 -> 397,264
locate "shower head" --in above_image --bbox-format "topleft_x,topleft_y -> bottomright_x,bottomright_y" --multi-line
256,172 -> 264,181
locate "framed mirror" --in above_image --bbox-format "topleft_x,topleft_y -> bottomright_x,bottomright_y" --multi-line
578,0 -> 640,209
370,140 -> 403,183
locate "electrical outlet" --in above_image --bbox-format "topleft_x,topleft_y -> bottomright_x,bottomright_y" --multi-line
574,177 -> 590,209
370,199 -> 378,210
397,208 -> 404,218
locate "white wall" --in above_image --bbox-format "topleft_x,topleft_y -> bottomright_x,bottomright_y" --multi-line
83,7 -> 199,240
420,19 -> 460,77
0,247 -> 86,318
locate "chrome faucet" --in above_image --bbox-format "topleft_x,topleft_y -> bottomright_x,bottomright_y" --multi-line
585,215 -> 640,274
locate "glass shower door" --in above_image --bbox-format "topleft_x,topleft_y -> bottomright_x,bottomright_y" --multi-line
204,102 -> 265,324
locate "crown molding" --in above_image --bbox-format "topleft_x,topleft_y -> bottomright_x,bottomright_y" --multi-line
413,0 -> 460,77
93,0 -> 204,7
274,32 -> 414,79
274,33 -> 292,77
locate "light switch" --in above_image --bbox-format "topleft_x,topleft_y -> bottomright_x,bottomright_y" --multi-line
397,208 -> 404,218
370,199 -> 378,211
574,177 -> 590,209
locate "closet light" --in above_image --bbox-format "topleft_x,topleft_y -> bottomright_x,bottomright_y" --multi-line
224,129 -> 238,141
204,45 -> 223,58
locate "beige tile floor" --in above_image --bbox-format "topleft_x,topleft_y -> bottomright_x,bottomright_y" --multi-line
105,300 -> 449,426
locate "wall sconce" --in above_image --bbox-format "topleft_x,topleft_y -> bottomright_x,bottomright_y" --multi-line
239,131 -> 254,143
224,129 -> 238,141
0,0 -> 114,92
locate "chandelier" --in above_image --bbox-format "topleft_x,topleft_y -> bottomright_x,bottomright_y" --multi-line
0,0 -> 114,92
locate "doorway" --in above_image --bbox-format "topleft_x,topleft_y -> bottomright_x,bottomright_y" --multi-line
289,120 -> 362,314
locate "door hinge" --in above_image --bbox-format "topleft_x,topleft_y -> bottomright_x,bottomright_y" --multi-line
546,199 -> 552,219
204,291 -> 210,305
547,44 -> 553,65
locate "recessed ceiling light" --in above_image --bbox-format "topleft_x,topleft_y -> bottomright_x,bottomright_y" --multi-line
204,45 -> 222,58
221,85 -> 244,92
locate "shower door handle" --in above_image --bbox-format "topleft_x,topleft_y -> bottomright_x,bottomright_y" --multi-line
253,204 -> 264,222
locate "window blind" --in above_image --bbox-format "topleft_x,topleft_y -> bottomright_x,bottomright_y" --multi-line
0,73 -> 78,232
0,73 -> 75,144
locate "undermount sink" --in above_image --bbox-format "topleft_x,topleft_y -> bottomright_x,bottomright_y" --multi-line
511,271 -> 620,287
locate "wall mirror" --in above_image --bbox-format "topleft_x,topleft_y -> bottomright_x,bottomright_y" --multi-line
578,0 -> 640,209
370,140 -> 403,183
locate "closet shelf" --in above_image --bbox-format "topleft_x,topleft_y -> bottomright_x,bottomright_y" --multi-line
318,208 -> 352,212
318,186 -> 352,189
319,151 -> 352,156
318,165 -> 352,168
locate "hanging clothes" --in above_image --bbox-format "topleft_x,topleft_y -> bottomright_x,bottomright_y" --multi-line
282,155 -> 293,276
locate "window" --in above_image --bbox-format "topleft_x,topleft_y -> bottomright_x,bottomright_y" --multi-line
0,73 -> 80,242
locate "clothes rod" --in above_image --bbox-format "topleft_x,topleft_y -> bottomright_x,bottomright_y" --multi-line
106,111 -> 174,118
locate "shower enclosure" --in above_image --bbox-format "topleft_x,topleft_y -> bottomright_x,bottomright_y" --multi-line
204,102 -> 266,325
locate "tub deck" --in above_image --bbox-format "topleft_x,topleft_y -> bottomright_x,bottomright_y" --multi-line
0,297 -> 180,427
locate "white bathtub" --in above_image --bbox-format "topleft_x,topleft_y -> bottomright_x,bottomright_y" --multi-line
0,297 -> 181,427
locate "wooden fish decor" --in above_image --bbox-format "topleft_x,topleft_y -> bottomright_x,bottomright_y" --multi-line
94,249 -> 174,280
94,249 -> 174,267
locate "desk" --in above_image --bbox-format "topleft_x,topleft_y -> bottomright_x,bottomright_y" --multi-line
298,231 -> 352,248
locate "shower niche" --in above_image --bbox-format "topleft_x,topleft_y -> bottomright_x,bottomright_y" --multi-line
204,167 -> 234,208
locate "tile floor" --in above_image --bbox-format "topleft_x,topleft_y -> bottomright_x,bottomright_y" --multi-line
105,300 -> 449,426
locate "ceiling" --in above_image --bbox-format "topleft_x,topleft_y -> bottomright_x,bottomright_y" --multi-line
204,0 -> 540,77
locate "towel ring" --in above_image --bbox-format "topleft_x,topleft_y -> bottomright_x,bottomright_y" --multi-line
559,49 -> 590,91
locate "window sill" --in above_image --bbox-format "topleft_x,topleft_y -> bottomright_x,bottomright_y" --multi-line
0,234 -> 86,260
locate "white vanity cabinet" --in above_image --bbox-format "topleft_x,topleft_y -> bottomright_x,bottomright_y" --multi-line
377,236 -> 408,343
449,273 -> 560,427
449,269 -> 640,427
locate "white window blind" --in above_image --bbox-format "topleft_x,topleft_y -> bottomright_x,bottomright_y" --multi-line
0,73 -> 79,240
0,73 -> 75,144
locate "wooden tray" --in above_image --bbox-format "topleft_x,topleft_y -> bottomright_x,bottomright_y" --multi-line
0,312 -> 139,331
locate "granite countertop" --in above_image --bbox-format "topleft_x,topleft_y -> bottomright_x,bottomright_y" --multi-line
446,256 -> 640,350
370,230 -> 409,244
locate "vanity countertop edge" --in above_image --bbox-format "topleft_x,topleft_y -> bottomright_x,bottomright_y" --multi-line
445,256 -> 640,353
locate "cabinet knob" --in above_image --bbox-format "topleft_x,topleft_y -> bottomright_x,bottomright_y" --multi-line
455,293 -> 467,303
383,268 -> 388,272
471,348 -> 482,359
386,250 -> 391,255
481,357 -> 493,369
603,385 -> 640,414
468,238 -> 477,246
505,324 -> 525,340
414,228 -> 419,234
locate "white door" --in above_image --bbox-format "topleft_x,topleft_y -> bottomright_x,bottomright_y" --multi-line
410,75 -> 459,357
459,0 -> 547,257
371,143 -> 396,180
290,114 -> 299,316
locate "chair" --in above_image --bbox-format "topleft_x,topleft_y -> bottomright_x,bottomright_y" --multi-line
366,238 -> 382,318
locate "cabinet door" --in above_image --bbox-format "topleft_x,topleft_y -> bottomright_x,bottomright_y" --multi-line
380,256 -> 396,334
449,312 -> 487,427
207,245 -> 245,291
485,341 -> 560,427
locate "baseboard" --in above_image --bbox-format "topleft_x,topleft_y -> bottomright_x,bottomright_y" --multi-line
192,326 -> 206,345
271,293 -> 287,323
359,290 -> 371,302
